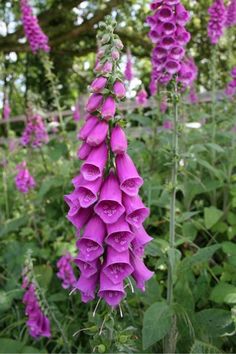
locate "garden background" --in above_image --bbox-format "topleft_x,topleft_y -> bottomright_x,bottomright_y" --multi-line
1,0 -> 236,353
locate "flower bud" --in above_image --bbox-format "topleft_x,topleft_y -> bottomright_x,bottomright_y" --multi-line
101,97 -> 116,120
91,77 -> 107,93
111,49 -> 120,60
113,81 -> 126,98
102,61 -> 113,74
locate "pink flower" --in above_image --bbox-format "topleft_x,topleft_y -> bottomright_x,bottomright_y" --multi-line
101,97 -> 116,120
113,81 -> 126,99
21,114 -> 48,148
91,77 -> 108,93
56,252 -> 77,289
15,162 -> 36,193
20,0 -> 50,53
136,88 -> 148,106
124,49 -> 133,81
207,0 -> 226,45
98,272 -> 125,307
110,125 -> 128,155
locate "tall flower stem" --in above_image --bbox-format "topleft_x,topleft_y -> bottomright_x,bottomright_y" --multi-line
164,83 -> 179,354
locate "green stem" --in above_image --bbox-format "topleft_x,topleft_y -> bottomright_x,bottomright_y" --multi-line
2,168 -> 9,219
39,148 -> 49,174
211,45 -> 217,205
164,83 -> 179,354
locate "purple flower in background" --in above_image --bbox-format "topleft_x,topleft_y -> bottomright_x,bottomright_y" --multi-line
72,100 -> 81,122
160,96 -> 168,113
136,88 -> 148,106
225,0 -> 236,28
15,161 -> 36,193
124,49 -> 133,81
65,19 -> 153,308
20,0 -> 50,54
225,66 -> 236,97
56,252 -> 77,289
163,119 -> 173,130
207,0 -> 226,45
147,1 -> 191,90
189,86 -> 198,104
2,99 -> 11,120
22,280 -> 51,339
21,114 -> 48,148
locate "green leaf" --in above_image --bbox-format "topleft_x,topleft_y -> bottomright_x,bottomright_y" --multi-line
196,309 -> 235,337
222,241 -> 236,256
0,217 -> 28,237
48,142 -> 68,161
179,245 -> 221,272
0,291 -> 12,312
190,340 -> 222,354
0,339 -> 24,353
204,207 -> 223,229
182,222 -> 198,241
142,302 -> 172,349
210,282 -> 236,304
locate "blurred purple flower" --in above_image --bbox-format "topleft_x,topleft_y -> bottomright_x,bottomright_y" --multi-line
207,0 -> 226,45
21,114 -> 48,148
56,252 -> 77,289
15,161 -> 36,193
20,0 -> 50,53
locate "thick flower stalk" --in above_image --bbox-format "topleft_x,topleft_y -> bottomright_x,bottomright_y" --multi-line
22,254 -> 51,339
124,48 -> 134,82
65,17 -> 153,308
147,0 -> 191,90
207,0 -> 226,45
21,113 -> 48,148
15,161 -> 36,193
136,88 -> 148,106
20,0 -> 50,54
57,253 -> 77,289
225,0 -> 236,28
225,67 -> 236,97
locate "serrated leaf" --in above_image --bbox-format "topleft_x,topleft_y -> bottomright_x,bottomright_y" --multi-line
142,302 -> 172,349
204,207 -> 223,229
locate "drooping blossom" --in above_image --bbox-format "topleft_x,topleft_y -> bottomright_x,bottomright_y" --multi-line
124,48 -> 134,81
147,1 -> 191,90
163,119 -> 172,130
225,66 -> 236,97
207,0 -> 226,45
15,161 -> 36,193
22,276 -> 51,339
136,88 -> 148,106
20,0 -> 50,53
21,113 -> 48,148
56,253 -> 77,289
2,99 -> 11,120
225,0 -> 236,27
65,18 -> 153,308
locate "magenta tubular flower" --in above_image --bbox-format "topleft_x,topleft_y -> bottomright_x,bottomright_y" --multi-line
74,254 -> 100,278
113,81 -> 126,99
76,215 -> 106,261
78,116 -> 99,141
95,171 -> 125,224
98,272 -> 125,307
56,253 -> 77,289
102,61 -> 113,74
207,0 -> 226,45
86,120 -> 109,146
21,114 -> 48,148
91,77 -> 107,93
131,225 -> 153,257
67,206 -> 93,230
163,119 -> 173,130
76,176 -> 102,208
106,215 -> 134,252
65,20 -> 152,307
111,125 -> 128,155
15,162 -> 36,193
86,93 -> 103,113
136,89 -> 148,106
22,282 -> 51,339
20,0 -> 50,53
81,143 -> 108,181
147,1 -> 191,90
101,97 -> 116,120
124,49 -> 133,81
76,274 -> 98,303
103,247 -> 133,284
77,142 -> 92,160
225,67 -> 236,97
123,194 -> 150,228
226,0 -> 236,27
3,100 -> 11,120
130,254 -> 154,291
116,153 -> 143,196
